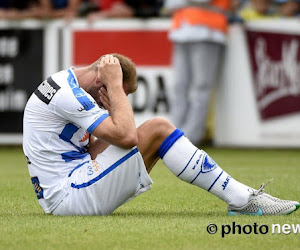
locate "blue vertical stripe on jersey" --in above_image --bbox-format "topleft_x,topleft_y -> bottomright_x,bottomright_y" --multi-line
67,69 -> 95,111
70,147 -> 139,189
158,129 -> 184,159
87,114 -> 109,134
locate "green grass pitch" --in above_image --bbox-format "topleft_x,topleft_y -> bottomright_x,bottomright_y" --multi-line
0,146 -> 299,250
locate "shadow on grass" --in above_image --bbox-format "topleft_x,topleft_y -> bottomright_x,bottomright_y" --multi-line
0,212 -> 48,218
110,210 -> 225,218
0,210 -> 225,219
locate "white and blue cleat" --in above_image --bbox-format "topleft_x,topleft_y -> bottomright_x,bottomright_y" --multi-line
228,180 -> 300,216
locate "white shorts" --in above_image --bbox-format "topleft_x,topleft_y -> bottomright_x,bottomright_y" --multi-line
52,146 -> 153,215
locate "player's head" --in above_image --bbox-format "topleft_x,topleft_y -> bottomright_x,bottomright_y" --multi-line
90,53 -> 137,94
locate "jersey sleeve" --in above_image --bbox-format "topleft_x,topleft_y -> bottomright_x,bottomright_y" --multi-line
54,87 -> 109,134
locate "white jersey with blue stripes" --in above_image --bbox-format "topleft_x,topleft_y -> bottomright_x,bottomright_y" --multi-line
23,67 -> 109,213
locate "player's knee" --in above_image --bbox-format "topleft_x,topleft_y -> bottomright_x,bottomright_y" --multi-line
137,117 -> 177,145
149,117 -> 176,137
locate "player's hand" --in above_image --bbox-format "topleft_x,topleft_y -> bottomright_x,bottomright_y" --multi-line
98,55 -> 123,89
98,86 -> 112,113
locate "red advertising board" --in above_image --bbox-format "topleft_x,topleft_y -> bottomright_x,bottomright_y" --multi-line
246,30 -> 300,120
73,31 -> 172,66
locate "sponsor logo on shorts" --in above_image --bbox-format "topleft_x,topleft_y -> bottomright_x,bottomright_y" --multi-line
31,176 -> 44,199
92,160 -> 100,172
87,165 -> 94,175
138,172 -> 145,188
25,156 -> 31,165
87,161 -> 101,175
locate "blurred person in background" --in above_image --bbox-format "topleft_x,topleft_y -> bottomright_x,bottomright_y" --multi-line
86,0 -> 133,21
165,0 -> 230,146
227,0 -> 247,22
86,0 -> 163,21
125,0 -> 163,18
0,0 -> 41,19
275,0 -> 300,17
239,0 -> 277,20
38,0 -> 82,19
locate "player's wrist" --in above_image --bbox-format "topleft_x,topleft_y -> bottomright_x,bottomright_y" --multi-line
108,83 -> 124,93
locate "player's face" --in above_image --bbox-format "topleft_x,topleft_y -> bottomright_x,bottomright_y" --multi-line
89,75 -> 131,110
89,78 -> 104,106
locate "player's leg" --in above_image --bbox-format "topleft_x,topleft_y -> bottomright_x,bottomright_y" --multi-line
137,117 -> 299,215
136,117 -> 176,173
137,117 -> 250,206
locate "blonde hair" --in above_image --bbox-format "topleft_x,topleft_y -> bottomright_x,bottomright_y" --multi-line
90,53 -> 137,93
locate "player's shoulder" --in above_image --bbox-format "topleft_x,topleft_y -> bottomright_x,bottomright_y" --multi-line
49,68 -> 78,101
51,68 -> 98,114
51,69 -> 71,89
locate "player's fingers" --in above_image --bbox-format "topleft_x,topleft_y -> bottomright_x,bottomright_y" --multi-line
111,55 -> 118,64
99,87 -> 109,100
113,56 -> 120,65
99,56 -> 106,66
100,54 -> 109,65
105,54 -> 112,63
100,87 -> 110,103
99,95 -> 111,111
101,85 -> 108,94
100,54 -> 119,65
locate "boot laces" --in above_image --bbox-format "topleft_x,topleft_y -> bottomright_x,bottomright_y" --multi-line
251,178 -> 273,196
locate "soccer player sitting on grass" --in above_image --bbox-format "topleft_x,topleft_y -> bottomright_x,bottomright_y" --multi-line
23,54 -> 299,216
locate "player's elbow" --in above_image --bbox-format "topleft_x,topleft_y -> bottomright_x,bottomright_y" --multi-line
119,132 -> 138,148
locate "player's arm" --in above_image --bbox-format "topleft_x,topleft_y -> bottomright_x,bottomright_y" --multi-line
91,55 -> 138,149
